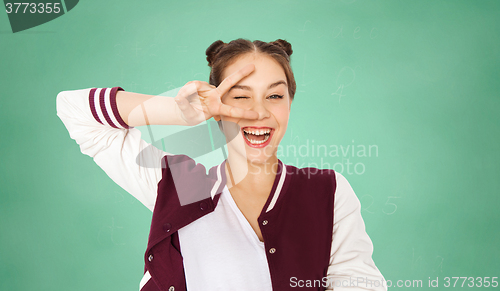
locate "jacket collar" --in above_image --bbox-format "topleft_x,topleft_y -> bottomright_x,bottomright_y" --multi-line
147,157 -> 288,251
219,159 -> 288,214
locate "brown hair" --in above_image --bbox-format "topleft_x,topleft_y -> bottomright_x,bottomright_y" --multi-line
206,38 -> 296,100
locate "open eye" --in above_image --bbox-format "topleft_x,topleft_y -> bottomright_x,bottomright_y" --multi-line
268,94 -> 284,100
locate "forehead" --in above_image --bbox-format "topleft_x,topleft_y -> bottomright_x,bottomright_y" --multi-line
221,53 -> 286,84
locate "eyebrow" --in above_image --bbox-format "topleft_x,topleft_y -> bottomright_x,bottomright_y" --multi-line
229,80 -> 287,92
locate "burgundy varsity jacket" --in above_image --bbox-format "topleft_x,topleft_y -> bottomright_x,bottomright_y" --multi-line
140,154 -> 336,291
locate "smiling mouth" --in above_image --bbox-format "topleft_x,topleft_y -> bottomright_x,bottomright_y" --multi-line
242,127 -> 273,146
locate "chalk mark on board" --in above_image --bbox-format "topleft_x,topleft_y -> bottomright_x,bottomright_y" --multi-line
332,25 -> 343,39
163,82 -> 176,92
298,54 -> 314,93
98,217 -> 126,246
353,26 -> 361,39
133,42 -> 142,57
287,128 -> 301,147
332,66 -> 358,103
382,196 -> 400,215
434,256 -> 444,273
332,85 -> 345,103
149,44 -> 157,57
114,190 -> 124,204
194,72 -> 208,80
336,66 -> 356,87
360,194 -> 375,214
130,81 -> 140,92
299,20 -> 312,34
412,248 -> 423,271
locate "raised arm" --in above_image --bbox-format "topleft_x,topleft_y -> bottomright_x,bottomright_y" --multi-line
115,89 -> 188,127
116,63 -> 260,127
56,63 -> 260,211
56,87 -> 168,211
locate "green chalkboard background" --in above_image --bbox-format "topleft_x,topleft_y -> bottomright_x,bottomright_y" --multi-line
1,0 -> 499,290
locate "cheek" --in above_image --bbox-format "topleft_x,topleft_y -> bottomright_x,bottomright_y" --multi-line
220,115 -> 239,127
219,118 -> 243,142
274,107 -> 291,129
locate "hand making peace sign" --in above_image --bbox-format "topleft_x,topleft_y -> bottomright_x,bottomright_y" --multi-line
174,64 -> 259,126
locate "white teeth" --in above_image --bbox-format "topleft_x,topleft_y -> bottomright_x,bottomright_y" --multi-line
243,128 -> 271,136
242,128 -> 272,145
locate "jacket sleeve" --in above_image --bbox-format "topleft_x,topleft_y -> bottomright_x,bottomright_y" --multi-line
56,87 -> 168,212
325,172 -> 387,291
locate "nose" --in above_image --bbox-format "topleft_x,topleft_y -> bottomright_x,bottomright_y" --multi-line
252,100 -> 270,120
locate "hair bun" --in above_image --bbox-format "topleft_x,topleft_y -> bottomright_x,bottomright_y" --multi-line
272,39 -> 293,57
206,40 -> 227,67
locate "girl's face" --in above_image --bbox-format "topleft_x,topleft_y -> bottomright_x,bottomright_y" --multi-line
217,53 -> 292,166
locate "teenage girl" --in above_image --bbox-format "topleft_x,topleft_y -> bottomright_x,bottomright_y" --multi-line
57,38 -> 386,291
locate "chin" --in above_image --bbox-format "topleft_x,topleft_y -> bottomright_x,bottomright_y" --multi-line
245,145 -> 278,165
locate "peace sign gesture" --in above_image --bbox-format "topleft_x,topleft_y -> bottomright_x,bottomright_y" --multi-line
174,64 -> 259,126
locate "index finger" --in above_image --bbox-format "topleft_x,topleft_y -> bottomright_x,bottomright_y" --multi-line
214,63 -> 255,97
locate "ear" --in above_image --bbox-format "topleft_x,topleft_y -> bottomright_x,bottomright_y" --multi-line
213,115 -> 221,122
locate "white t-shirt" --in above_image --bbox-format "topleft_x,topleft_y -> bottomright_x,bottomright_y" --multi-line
179,186 -> 273,291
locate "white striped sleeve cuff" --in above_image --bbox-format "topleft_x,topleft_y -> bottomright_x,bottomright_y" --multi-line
89,87 -> 131,129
